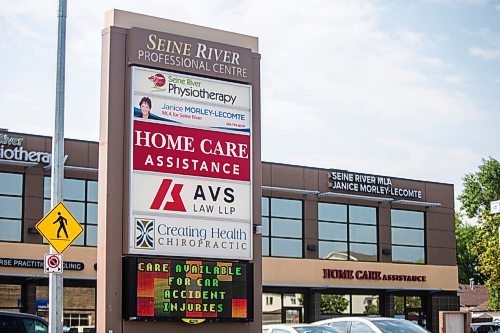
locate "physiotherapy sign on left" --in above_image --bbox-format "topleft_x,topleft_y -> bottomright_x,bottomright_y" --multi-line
129,66 -> 253,260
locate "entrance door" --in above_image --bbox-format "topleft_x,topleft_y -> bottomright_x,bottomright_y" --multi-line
405,307 -> 426,328
283,307 -> 303,323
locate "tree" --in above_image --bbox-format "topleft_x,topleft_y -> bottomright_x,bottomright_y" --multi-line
458,157 -> 500,219
458,157 -> 500,310
320,294 -> 349,314
455,213 -> 485,284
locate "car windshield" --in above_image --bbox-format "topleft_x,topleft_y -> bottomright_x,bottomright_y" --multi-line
474,325 -> 500,333
371,320 -> 428,333
294,326 -> 342,333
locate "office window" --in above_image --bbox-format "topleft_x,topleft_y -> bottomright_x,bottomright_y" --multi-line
318,203 -> 377,262
262,198 -> 303,258
391,210 -> 425,264
44,177 -> 98,246
320,293 -> 379,316
0,172 -> 23,242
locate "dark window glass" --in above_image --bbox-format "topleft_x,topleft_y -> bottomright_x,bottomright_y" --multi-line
262,197 -> 269,216
0,172 -> 23,242
349,243 -> 377,262
392,246 -> 425,264
87,203 -> 98,225
392,228 -> 424,246
270,198 -> 302,218
319,241 -> 348,260
262,197 -> 303,258
349,225 -> 376,243
0,219 -> 22,241
271,238 -> 302,258
391,210 -> 424,228
262,237 -> 269,256
319,222 -> 347,241
391,209 -> 425,264
319,203 -> 378,262
64,201 -> 85,222
86,225 -> 98,247
0,315 -> 19,331
0,173 -> 23,195
271,218 -> 302,238
319,203 -> 347,222
22,318 -> 48,333
87,181 -> 98,202
0,197 -> 22,218
349,206 -> 376,225
63,178 -> 85,201
262,217 -> 269,236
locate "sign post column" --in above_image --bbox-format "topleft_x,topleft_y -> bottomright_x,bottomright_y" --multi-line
49,0 -> 67,332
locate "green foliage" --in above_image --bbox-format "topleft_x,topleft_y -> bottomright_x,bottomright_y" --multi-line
458,157 -> 500,310
458,157 -> 500,219
455,213 -> 485,284
320,294 -> 349,314
364,303 -> 378,315
488,284 -> 500,310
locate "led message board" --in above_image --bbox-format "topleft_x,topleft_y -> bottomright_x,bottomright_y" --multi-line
123,256 -> 253,322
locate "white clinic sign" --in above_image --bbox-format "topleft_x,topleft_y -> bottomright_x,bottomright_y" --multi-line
133,67 -> 251,109
130,215 -> 251,260
132,172 -> 251,221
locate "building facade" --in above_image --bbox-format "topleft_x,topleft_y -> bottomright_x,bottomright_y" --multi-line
0,130 -> 459,332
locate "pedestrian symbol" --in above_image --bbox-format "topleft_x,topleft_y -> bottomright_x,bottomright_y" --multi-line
36,202 -> 84,254
53,212 -> 69,238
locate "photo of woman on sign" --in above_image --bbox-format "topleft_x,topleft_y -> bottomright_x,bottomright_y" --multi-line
139,96 -> 152,119
134,96 -> 162,121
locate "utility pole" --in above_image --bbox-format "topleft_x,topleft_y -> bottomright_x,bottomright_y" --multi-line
50,0 -> 67,332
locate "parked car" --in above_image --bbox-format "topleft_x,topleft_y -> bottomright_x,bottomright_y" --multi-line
0,311 -> 48,333
263,323 -> 343,333
470,322 -> 500,333
313,317 -> 430,333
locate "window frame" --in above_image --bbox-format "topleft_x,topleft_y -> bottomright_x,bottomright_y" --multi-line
262,197 -> 304,258
318,202 -> 378,262
390,209 -> 426,264
43,177 -> 98,247
0,172 -> 24,243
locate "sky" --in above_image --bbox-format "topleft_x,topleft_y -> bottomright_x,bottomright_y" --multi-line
0,0 -> 499,216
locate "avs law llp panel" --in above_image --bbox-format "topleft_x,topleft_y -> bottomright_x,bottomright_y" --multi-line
98,10 -> 261,333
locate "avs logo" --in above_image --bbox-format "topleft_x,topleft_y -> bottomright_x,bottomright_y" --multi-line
135,218 -> 155,249
148,73 -> 166,91
150,179 -> 186,212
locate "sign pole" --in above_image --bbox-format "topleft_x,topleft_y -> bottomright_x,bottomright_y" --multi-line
50,1 -> 67,333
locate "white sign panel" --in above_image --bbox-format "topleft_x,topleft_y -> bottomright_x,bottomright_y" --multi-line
133,67 -> 251,109
129,66 -> 253,260
491,200 -> 500,214
44,253 -> 63,274
132,94 -> 250,133
132,172 -> 251,221
130,216 -> 251,260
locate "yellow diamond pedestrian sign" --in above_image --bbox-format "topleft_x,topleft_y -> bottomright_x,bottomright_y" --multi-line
35,202 -> 84,254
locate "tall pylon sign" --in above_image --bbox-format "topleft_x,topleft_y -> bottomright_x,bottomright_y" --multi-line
98,10 -> 261,333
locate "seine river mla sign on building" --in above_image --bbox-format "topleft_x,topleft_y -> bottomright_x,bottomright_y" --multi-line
129,67 -> 252,260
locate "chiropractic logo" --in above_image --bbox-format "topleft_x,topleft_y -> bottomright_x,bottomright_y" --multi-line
150,178 -> 186,212
148,73 -> 166,91
135,218 -> 155,249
